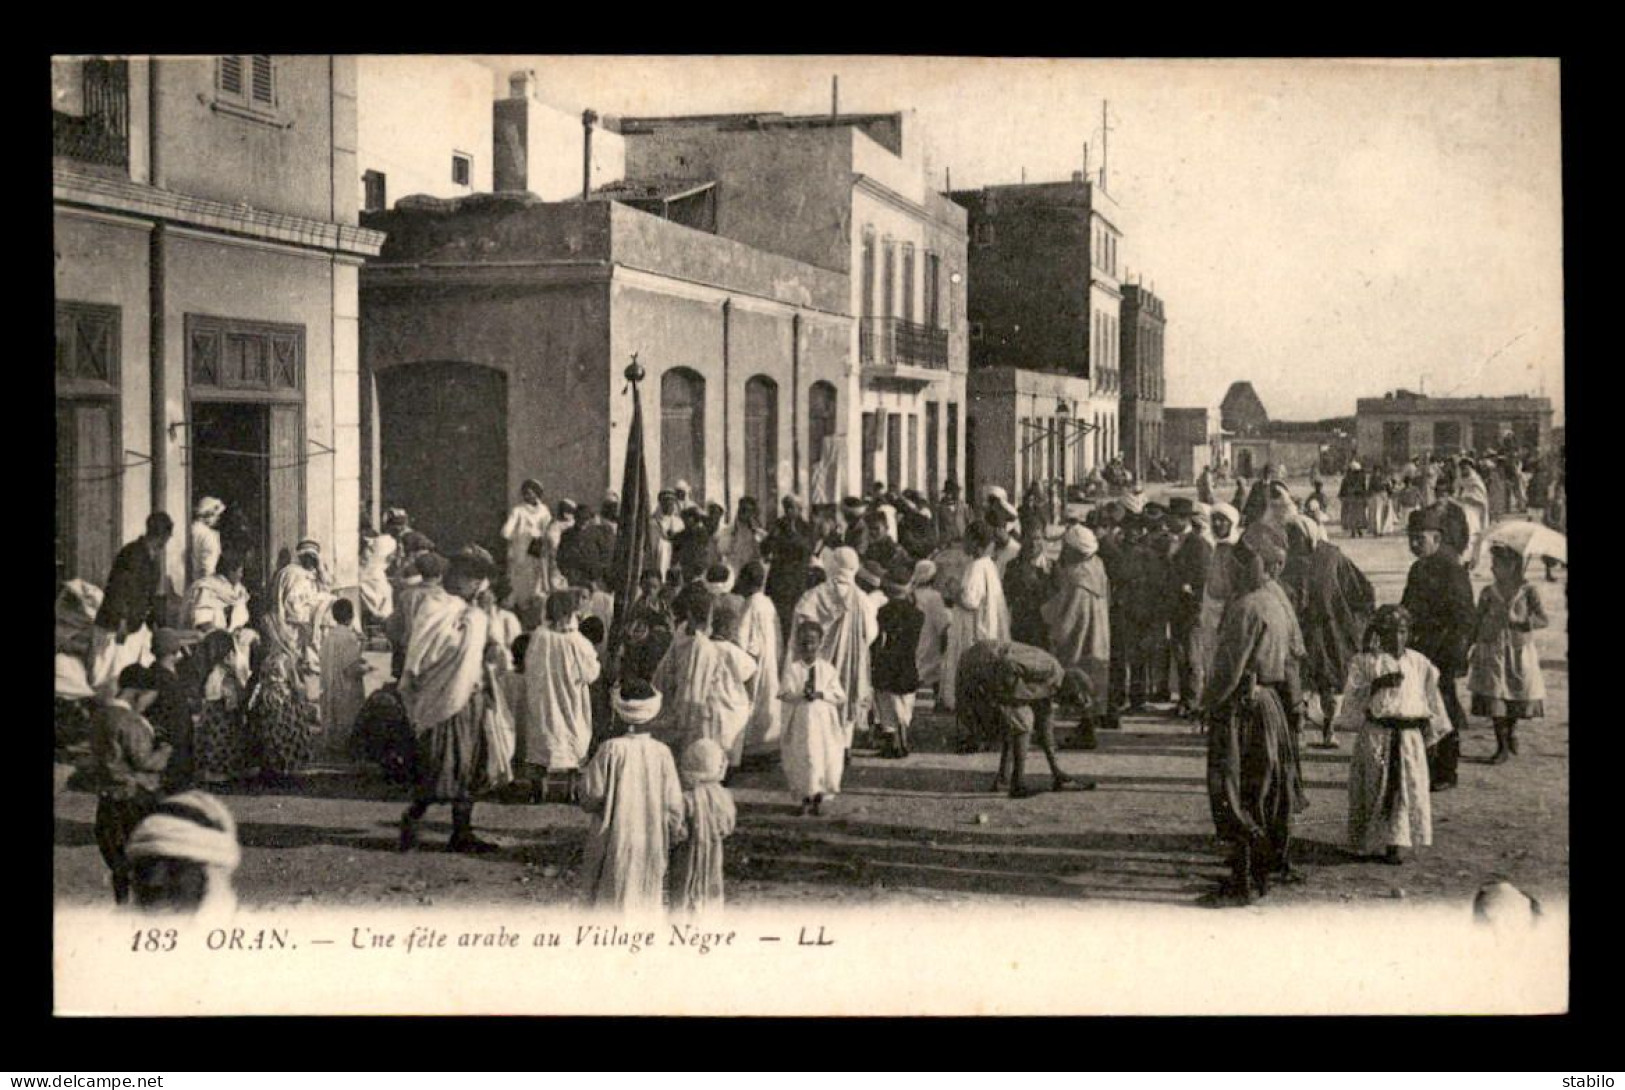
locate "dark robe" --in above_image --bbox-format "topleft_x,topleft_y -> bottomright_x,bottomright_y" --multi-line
1282,541 -> 1375,695
1002,555 -> 1053,649
899,508 -> 939,559
955,640 -> 1066,748
1171,532 -> 1214,638
1400,553 -> 1475,680
935,500 -> 971,544
872,598 -> 924,695
1202,581 -> 1308,881
762,516 -> 815,638
96,539 -> 164,632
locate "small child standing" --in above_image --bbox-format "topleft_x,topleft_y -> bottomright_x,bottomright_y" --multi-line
1469,542 -> 1549,764
523,590 -> 602,799
779,620 -> 847,816
319,598 -> 369,757
92,664 -> 173,904
671,738 -> 737,914
873,568 -> 924,759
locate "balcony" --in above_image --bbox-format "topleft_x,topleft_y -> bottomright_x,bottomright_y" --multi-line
860,316 -> 948,371
53,59 -> 129,169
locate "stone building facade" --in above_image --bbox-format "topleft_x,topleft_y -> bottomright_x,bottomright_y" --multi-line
53,55 -> 382,605
1355,392 -> 1554,465
1119,283 -> 1166,481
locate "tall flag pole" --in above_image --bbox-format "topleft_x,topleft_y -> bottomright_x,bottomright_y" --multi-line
607,355 -> 657,667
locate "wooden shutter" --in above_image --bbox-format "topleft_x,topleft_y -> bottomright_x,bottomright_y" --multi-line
886,413 -> 902,492
907,414 -> 919,490
250,56 -> 275,105
267,404 -> 303,567
219,56 -> 244,97
57,401 -> 118,586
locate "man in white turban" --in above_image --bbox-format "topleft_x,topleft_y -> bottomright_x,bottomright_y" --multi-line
125,790 -> 241,917
579,680 -> 685,915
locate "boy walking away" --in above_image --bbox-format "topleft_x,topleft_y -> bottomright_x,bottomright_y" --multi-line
319,598 -> 369,758
873,567 -> 924,759
1469,542 -> 1550,765
522,590 -> 602,801
1339,605 -> 1454,865
671,738 -> 737,915
579,681 -> 686,915
779,620 -> 847,816
93,665 -> 173,904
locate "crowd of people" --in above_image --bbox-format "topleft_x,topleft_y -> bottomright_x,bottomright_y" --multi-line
55,440 -> 1564,916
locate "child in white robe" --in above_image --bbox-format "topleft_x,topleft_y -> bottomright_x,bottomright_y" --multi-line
779,620 -> 847,816
671,738 -> 736,915
318,599 -> 369,755
1339,604 -> 1454,863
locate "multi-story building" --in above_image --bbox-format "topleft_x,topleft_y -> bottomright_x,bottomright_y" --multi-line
1119,283 -> 1166,481
952,174 -> 1125,498
1355,392 -> 1554,464
615,110 -> 970,500
53,55 -> 383,605
356,55 -> 493,212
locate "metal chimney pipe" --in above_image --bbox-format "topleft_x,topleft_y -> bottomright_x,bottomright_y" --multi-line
582,109 -> 598,200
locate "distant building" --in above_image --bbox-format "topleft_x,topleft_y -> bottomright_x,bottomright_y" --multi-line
1355,392 -> 1554,464
1119,284 -> 1166,481
1165,407 -> 1221,481
617,110 -> 969,500
1220,381 -> 1269,435
54,55 -> 383,604
360,196 -> 850,554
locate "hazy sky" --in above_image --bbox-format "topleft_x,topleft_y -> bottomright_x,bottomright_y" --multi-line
478,56 -> 1563,422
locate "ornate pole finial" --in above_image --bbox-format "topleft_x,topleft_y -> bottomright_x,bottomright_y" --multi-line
625,354 -> 646,383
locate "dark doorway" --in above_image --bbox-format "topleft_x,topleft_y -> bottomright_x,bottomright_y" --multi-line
744,375 -> 779,512
190,401 -> 272,605
377,361 -> 508,556
660,367 -> 706,502
1235,448 -> 1255,478
886,412 -> 902,492
1382,420 -> 1410,466
925,400 -> 940,498
964,413 -> 977,499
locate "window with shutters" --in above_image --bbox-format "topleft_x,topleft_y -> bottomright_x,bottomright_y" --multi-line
55,303 -> 122,587
452,153 -> 472,187
214,55 -> 282,123
363,170 -> 387,212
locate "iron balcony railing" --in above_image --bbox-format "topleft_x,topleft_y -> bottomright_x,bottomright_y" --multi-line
860,316 -> 949,370
53,59 -> 129,168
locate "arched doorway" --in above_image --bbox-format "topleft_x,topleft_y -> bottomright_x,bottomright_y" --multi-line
377,361 -> 508,555
661,367 -> 705,502
744,375 -> 778,513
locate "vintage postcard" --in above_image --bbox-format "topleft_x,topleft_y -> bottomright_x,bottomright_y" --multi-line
52,55 -> 1565,1016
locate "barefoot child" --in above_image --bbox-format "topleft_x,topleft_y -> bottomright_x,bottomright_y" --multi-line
779,621 -> 846,816
671,738 -> 737,914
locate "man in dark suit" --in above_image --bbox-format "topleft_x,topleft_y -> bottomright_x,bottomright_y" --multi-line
91,512 -> 175,695
1399,507 -> 1476,790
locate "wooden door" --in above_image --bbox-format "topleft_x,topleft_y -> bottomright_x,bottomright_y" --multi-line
378,362 -> 508,553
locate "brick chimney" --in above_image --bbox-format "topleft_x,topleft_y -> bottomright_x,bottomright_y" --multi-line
509,70 -> 535,100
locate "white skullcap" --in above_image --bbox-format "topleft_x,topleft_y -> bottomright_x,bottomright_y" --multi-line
830,546 -> 860,576
126,791 -> 242,872
194,496 -> 226,519
1062,525 -> 1099,556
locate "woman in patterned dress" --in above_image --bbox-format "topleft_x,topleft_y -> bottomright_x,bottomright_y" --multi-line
193,630 -> 251,785
247,621 -> 321,784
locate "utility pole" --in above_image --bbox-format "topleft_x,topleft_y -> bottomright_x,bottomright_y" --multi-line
1100,100 -> 1112,192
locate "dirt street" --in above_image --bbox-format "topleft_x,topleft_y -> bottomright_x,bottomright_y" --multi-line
53,514 -> 1568,912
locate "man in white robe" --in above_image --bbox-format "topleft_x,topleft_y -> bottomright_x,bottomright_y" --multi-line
736,561 -> 783,757
941,522 -> 1011,716
792,546 -> 877,752
266,540 -> 335,680
189,497 -> 225,585
523,590 -> 602,775
580,681 -> 686,915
